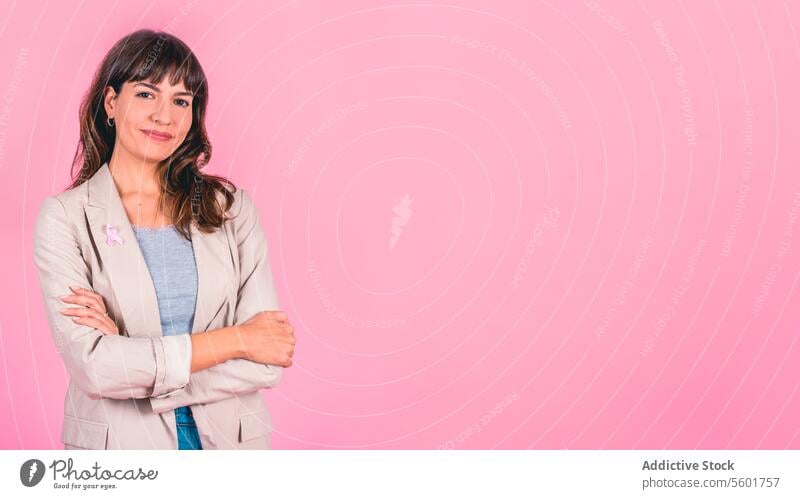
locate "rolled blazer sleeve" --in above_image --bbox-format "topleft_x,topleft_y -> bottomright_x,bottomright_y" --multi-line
149,188 -> 283,414
33,196 -> 193,400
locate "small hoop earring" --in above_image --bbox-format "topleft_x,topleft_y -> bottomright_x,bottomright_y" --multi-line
106,117 -> 114,127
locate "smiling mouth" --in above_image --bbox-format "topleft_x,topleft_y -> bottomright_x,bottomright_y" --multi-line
140,129 -> 173,141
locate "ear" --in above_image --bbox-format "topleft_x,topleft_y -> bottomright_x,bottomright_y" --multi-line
103,85 -> 118,119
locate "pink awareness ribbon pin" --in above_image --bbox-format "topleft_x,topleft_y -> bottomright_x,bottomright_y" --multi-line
105,224 -> 124,246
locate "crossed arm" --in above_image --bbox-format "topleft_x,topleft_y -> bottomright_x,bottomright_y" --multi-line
33,190 -> 283,413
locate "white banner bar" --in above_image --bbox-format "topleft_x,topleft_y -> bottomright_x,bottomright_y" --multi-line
2,450 -> 798,498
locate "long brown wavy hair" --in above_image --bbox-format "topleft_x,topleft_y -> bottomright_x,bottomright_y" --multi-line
69,29 -> 236,240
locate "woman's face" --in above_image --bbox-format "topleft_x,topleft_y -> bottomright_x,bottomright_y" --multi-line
103,75 -> 194,164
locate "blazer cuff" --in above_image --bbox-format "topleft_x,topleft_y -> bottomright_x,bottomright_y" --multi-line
151,334 -> 192,398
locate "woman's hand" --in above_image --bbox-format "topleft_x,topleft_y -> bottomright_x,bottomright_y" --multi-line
58,285 -> 119,335
234,311 -> 295,367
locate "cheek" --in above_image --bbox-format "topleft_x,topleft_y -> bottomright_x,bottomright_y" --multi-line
117,110 -> 146,142
118,107 -> 149,132
121,121 -> 147,146
175,117 -> 193,140
176,111 -> 193,131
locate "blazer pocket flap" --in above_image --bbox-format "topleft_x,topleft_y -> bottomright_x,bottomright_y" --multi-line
239,409 -> 273,442
62,415 -> 109,449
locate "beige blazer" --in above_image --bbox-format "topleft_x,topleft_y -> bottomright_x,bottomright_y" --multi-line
33,162 -> 283,450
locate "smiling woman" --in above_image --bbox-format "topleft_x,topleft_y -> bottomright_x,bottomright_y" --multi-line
33,29 -> 296,450
70,29 -> 221,238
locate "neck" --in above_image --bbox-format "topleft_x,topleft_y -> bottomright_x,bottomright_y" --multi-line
107,148 -> 162,197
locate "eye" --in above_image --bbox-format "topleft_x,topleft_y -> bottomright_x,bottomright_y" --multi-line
175,98 -> 190,108
136,91 -> 153,99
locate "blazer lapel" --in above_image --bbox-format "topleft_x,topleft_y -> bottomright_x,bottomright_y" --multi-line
84,162 -> 230,339
188,219 -> 233,334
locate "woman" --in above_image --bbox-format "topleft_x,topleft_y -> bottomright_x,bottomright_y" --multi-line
32,29 -> 295,450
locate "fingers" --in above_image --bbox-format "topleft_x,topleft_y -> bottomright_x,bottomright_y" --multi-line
60,306 -> 118,335
258,310 -> 288,323
265,319 -> 294,341
59,286 -> 117,335
59,294 -> 105,313
68,285 -> 94,296
70,315 -> 118,335
62,286 -> 107,314
59,306 -> 105,320
283,323 -> 296,344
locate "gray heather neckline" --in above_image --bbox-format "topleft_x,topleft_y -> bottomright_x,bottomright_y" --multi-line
131,224 -> 175,232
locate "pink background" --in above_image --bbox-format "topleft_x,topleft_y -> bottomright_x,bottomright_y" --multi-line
1,0 -> 799,449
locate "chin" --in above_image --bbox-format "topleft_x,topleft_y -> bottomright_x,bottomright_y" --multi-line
134,150 -> 175,164
119,135 -> 181,164
131,142 -> 176,161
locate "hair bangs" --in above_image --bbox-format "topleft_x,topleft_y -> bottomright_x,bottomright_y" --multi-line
119,35 -> 206,98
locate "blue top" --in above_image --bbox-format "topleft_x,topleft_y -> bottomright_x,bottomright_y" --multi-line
132,224 -> 198,424
132,224 -> 198,337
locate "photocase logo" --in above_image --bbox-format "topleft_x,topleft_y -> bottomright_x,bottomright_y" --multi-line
390,194 -> 413,250
20,459 -> 45,487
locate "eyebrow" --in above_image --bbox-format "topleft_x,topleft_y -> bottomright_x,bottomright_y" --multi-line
134,81 -> 194,97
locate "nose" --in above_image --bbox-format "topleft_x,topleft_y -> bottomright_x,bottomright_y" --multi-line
152,100 -> 172,125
